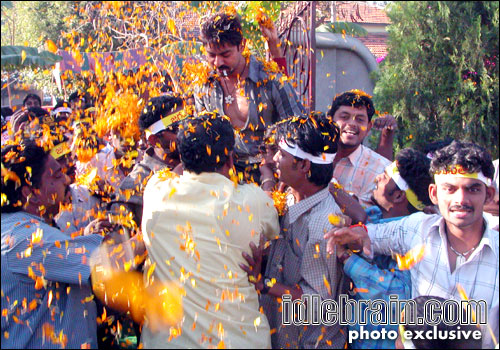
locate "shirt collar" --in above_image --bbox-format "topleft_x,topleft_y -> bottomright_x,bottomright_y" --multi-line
247,55 -> 260,83
333,144 -> 364,165
287,187 -> 330,225
431,215 -> 498,258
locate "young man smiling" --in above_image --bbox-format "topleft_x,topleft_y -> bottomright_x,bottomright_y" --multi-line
327,90 -> 392,207
325,141 -> 499,348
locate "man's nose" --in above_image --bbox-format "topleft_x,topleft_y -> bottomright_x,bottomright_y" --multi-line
452,188 -> 469,205
214,55 -> 223,67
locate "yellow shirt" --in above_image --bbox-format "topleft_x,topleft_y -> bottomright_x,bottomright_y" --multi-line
141,171 -> 279,348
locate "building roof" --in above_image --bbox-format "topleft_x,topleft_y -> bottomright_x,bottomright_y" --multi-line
357,33 -> 388,58
335,1 -> 390,24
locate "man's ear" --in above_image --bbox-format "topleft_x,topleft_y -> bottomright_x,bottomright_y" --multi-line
484,186 -> 496,205
21,186 -> 39,205
393,189 -> 406,204
300,159 -> 311,175
239,39 -> 247,52
429,184 -> 439,205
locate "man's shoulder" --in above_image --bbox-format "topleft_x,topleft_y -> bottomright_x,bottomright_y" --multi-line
237,182 -> 274,204
361,145 -> 391,166
306,193 -> 342,240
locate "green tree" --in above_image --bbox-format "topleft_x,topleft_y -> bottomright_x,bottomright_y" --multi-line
373,1 -> 499,158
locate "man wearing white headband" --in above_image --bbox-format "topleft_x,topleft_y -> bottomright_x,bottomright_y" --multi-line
51,100 -> 72,122
325,141 -> 498,348
370,148 -> 433,222
242,114 -> 349,348
108,94 -> 189,228
340,148 -> 432,349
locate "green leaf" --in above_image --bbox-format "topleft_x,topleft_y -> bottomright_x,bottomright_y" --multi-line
1,45 -> 62,70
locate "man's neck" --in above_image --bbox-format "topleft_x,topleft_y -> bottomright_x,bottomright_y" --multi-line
226,55 -> 247,81
290,182 -> 324,203
382,205 -> 410,219
445,218 -> 485,252
335,143 -> 360,162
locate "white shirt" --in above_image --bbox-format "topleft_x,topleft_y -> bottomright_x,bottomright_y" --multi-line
367,212 -> 499,349
332,145 -> 390,208
141,171 -> 279,348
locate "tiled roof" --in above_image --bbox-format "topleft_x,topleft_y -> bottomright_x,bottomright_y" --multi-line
335,1 -> 390,24
357,33 -> 388,58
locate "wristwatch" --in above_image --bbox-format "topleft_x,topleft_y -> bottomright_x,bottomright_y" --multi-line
338,250 -> 353,264
261,277 -> 272,295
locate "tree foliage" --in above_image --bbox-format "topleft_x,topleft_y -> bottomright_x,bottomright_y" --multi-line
373,1 -> 499,158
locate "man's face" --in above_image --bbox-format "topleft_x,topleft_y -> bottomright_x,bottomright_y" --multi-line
149,130 -> 179,163
205,42 -> 244,77
430,176 -> 494,230
36,155 -> 71,217
372,168 -> 399,211
24,97 -> 41,109
332,105 -> 372,149
273,148 -> 301,187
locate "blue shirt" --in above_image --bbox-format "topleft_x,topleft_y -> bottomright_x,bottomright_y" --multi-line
344,254 -> 412,349
344,208 -> 411,349
1,211 -> 103,349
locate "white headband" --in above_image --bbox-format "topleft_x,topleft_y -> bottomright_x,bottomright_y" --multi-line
51,107 -> 72,116
278,138 -> 335,164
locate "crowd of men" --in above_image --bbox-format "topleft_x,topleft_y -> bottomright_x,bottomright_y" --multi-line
1,12 -> 499,350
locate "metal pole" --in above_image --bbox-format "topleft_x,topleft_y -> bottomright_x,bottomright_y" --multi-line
309,1 -> 316,112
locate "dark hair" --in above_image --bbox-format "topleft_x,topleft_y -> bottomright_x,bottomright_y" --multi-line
139,95 -> 184,132
23,93 -> 42,107
201,13 -> 244,48
279,112 -> 339,187
404,296 -> 482,349
395,148 -> 433,213
68,91 -> 83,103
430,140 -> 494,181
421,137 -> 454,158
1,143 -> 48,213
177,112 -> 235,174
1,107 -> 13,118
327,91 -> 375,122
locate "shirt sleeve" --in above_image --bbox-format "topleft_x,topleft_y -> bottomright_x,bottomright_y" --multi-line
367,212 -> 426,257
254,187 -> 280,240
7,221 -> 104,286
343,254 -> 412,301
194,86 -> 208,113
270,75 -> 305,121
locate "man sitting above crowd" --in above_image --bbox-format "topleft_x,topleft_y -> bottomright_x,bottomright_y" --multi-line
195,12 -> 304,183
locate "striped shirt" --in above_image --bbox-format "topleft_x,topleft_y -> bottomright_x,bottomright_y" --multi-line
194,55 -> 305,166
344,254 -> 411,349
367,212 -> 499,349
1,211 -> 103,349
333,145 -> 390,208
261,187 -> 348,349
